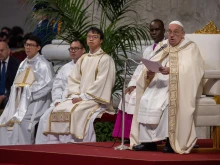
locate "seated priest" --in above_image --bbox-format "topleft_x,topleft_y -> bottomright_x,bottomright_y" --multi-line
0,35 -> 55,145
35,39 -> 85,144
43,27 -> 116,143
132,21 -> 204,154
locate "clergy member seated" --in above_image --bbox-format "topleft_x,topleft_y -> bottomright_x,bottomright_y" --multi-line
0,41 -> 20,109
35,39 -> 85,144
132,21 -> 204,154
0,35 -> 55,145
43,27 -> 116,143
112,19 -> 165,145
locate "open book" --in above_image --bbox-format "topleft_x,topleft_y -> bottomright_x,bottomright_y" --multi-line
141,58 -> 162,73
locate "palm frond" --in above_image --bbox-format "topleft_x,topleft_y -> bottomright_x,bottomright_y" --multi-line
25,0 -> 151,96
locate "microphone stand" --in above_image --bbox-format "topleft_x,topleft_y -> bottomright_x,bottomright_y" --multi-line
114,58 -> 140,150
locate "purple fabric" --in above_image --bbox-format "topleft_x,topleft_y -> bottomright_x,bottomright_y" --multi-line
112,110 -> 133,139
153,43 -> 157,50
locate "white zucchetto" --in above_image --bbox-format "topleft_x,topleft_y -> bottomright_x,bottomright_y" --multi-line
169,21 -> 184,28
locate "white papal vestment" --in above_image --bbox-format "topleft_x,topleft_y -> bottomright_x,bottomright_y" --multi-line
135,38 -> 204,154
0,53 -> 54,145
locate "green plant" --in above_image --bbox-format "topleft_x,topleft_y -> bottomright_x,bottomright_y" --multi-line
24,0 -> 151,97
94,122 -> 114,142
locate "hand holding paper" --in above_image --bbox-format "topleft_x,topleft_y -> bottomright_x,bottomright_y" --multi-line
141,58 -> 162,73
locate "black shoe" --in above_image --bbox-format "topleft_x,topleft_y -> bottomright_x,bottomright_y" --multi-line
193,144 -> 199,148
163,138 -> 174,153
163,146 -> 174,153
133,142 -> 157,151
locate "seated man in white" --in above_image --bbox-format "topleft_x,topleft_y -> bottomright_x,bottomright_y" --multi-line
0,35 -> 55,145
112,19 -> 165,145
132,21 -> 204,154
43,27 -> 116,143
35,39 -> 85,144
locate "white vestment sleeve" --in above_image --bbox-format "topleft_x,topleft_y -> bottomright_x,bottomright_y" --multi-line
51,67 -> 65,104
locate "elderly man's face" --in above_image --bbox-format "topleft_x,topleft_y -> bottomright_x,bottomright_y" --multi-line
168,24 -> 185,47
0,42 -> 10,61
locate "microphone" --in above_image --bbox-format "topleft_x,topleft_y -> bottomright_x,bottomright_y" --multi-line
114,58 -> 140,150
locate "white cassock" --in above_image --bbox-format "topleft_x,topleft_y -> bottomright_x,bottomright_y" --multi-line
0,53 -> 54,145
35,60 -> 75,144
127,44 -> 158,146
44,48 -> 116,144
118,44 -> 155,114
136,38 -> 204,154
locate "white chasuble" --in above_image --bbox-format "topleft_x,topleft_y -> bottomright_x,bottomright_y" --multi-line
44,49 -> 115,139
134,39 -> 204,154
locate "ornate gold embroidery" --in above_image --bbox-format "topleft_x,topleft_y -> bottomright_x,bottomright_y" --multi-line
49,103 -> 79,132
78,104 -> 100,139
80,54 -> 88,75
50,112 -> 71,122
86,92 -> 109,104
168,48 -> 179,153
14,67 -> 34,87
195,21 -> 220,34
0,118 -> 21,127
45,103 -> 100,140
168,41 -> 194,153
95,54 -> 105,80
88,50 -> 106,57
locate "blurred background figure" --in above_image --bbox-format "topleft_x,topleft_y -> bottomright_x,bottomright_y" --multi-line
32,2 -> 57,48
1,27 -> 11,36
0,41 -> 20,109
0,32 -> 9,43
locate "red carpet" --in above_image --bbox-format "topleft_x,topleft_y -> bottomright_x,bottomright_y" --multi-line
0,139 -> 219,165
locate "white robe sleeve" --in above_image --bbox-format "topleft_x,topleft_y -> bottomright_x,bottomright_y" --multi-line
128,45 -> 154,87
51,67 -> 66,104
30,60 -> 55,101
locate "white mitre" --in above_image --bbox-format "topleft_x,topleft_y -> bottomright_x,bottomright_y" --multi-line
169,21 -> 184,28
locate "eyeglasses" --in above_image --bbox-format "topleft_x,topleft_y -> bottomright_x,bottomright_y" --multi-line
87,35 -> 99,40
167,30 -> 183,36
68,47 -> 83,52
24,43 -> 38,48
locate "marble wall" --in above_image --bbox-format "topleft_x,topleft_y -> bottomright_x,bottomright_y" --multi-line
0,0 -> 34,34
86,0 -> 220,33
134,0 -> 220,33
0,0 -> 220,34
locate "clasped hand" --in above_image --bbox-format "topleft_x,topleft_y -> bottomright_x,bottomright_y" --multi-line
125,86 -> 136,95
72,97 -> 82,104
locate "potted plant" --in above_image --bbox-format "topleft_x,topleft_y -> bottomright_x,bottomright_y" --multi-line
23,0 -> 151,141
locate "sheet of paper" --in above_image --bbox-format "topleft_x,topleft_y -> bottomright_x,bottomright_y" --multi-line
141,58 -> 162,73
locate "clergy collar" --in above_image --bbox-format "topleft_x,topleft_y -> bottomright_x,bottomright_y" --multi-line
27,53 -> 40,64
88,48 -> 104,56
